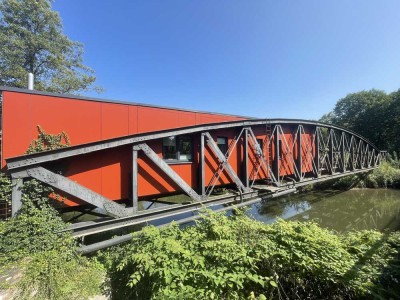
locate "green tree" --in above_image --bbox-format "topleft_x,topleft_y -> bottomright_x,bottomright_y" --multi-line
0,0 -> 100,94
320,90 -> 392,151
386,89 -> 400,153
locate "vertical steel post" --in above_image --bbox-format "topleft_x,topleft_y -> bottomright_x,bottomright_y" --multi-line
296,125 -> 302,181
11,178 -> 23,217
200,133 -> 206,197
272,125 -> 280,186
243,128 -> 249,187
314,127 -> 320,177
132,147 -> 138,212
341,133 -> 346,172
350,138 -> 355,170
329,129 -> 334,174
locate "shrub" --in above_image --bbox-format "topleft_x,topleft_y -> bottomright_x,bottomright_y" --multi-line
101,210 -> 400,299
0,179 -> 104,299
0,179 -> 71,264
15,251 -> 104,300
366,161 -> 400,188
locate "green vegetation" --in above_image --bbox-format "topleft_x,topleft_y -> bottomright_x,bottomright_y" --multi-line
0,0 -> 101,94
320,89 -> 400,154
101,210 -> 400,299
1,177 -> 399,299
0,179 -> 103,299
26,125 -> 70,154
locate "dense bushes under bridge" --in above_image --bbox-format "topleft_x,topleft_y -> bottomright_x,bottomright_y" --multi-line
0,176 -> 399,299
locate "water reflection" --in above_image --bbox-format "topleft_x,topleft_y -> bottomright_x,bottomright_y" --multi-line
248,189 -> 400,233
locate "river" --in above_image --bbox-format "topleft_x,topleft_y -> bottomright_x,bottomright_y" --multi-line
247,188 -> 400,232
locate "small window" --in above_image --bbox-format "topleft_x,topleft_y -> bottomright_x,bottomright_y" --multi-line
163,136 -> 177,160
217,137 -> 228,155
178,136 -> 192,161
162,135 -> 193,162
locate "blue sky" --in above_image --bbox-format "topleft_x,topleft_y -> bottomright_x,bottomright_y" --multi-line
53,0 -> 400,120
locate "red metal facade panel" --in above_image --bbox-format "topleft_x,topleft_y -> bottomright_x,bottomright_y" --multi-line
2,91 -> 245,167
2,90 -> 317,207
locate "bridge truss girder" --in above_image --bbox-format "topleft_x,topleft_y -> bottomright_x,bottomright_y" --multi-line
8,119 -> 385,218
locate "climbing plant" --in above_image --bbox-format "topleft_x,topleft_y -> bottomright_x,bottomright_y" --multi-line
26,125 -> 70,154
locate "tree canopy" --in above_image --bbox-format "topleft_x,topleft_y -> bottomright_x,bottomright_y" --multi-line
320,89 -> 400,154
0,0 -> 100,94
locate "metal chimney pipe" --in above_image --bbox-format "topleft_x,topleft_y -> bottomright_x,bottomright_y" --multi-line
27,73 -> 34,90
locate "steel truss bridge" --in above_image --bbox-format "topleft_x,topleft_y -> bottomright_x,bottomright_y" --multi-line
7,119 -> 385,252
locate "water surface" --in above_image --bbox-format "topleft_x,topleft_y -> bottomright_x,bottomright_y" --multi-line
248,189 -> 400,232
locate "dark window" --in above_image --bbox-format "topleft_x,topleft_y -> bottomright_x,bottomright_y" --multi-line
178,136 -> 192,161
163,136 -> 177,160
217,137 -> 228,155
162,135 -> 193,162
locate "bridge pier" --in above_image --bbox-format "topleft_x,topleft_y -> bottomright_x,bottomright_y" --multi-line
11,178 -> 23,217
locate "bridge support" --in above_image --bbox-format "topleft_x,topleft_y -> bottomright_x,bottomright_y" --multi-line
243,128 -> 249,188
11,178 -> 23,217
295,125 -> 302,181
199,133 -> 206,197
132,147 -> 139,212
26,167 -> 134,218
204,131 -> 251,194
135,143 -> 202,202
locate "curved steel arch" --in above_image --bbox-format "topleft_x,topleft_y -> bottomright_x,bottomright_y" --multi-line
7,119 -> 385,218
6,118 -> 381,170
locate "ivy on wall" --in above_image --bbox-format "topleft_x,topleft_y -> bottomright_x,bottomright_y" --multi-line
26,125 -> 70,154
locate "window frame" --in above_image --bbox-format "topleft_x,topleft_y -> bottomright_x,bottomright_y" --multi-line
162,135 -> 194,163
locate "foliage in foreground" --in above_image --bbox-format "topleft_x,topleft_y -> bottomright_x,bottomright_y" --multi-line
0,179 -> 103,299
102,210 -> 400,300
16,250 -> 104,300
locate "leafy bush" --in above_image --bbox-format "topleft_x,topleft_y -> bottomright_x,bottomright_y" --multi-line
366,161 -> 400,188
0,179 -> 71,264
16,251 -> 104,300
101,211 -> 400,299
0,173 -> 12,205
0,179 -> 104,299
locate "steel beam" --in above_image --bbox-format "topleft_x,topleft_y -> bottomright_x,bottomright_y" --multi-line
132,148 -> 138,212
340,132 -> 346,172
26,167 -> 133,218
204,132 -> 250,193
136,143 -> 203,202
243,128 -> 249,187
272,125 -> 280,185
296,125 -> 302,181
6,119 -> 380,172
329,129 -> 335,174
199,133 -> 206,197
314,128 -> 320,177
11,178 -> 23,216
247,128 -> 277,186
